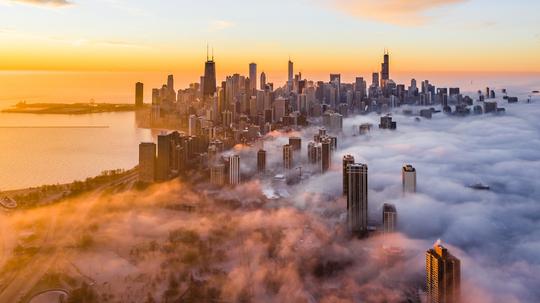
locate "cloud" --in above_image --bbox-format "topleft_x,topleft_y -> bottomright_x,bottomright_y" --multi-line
326,0 -> 466,25
7,0 -> 72,7
209,19 -> 235,32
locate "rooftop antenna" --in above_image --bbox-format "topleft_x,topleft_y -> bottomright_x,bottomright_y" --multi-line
212,47 -> 214,61
206,43 -> 209,61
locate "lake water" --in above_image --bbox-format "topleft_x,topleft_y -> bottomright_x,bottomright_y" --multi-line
0,111 -> 153,190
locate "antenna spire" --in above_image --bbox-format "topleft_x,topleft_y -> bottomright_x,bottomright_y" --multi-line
206,44 -> 209,61
212,47 -> 214,61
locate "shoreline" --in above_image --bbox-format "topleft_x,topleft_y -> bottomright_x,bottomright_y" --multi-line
1,102 -> 141,115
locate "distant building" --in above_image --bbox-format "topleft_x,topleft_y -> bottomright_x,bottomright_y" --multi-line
307,142 -> 322,171
138,143 -> 156,183
321,138 -> 332,173
283,144 -> 293,170
289,137 -> 301,151
229,155 -> 240,185
382,203 -> 397,233
402,164 -> 417,193
359,123 -> 372,135
484,101 -> 497,113
426,241 -> 461,303
135,82 -> 144,107
260,72 -> 266,90
288,59 -> 294,83
210,163 -> 225,186
257,149 -> 266,173
347,163 -> 368,236
381,51 -> 390,88
203,54 -> 217,98
249,63 -> 257,94
156,134 -> 172,181
379,115 -> 397,130
342,155 -> 355,197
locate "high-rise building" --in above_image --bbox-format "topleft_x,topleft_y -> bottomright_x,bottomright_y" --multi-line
156,134 -> 172,181
229,155 -> 240,185
203,51 -> 217,98
308,142 -> 322,171
381,50 -> 390,87
379,115 -> 397,130
402,164 -> 417,193
288,59 -> 294,83
210,163 -> 225,186
321,138 -> 332,173
289,137 -> 301,151
372,72 -> 379,88
426,241 -> 461,303
135,82 -> 144,107
138,142 -> 156,183
260,72 -> 267,90
382,203 -> 397,233
342,155 -> 355,197
167,74 -> 175,93
249,63 -> 257,94
257,149 -> 266,173
283,144 -> 293,170
347,163 -> 368,236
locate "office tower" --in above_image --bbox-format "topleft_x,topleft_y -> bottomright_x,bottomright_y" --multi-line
210,164 -> 225,186
381,50 -> 389,87
289,137 -> 301,151
203,51 -> 217,98
135,82 -> 144,107
188,115 -> 198,136
342,155 -> 355,197
283,144 -> 293,170
260,72 -> 266,90
229,155 -> 240,185
372,72 -> 379,87
402,164 -> 417,193
308,141 -> 322,165
347,163 -> 368,235
156,134 -> 172,181
330,74 -> 341,104
257,149 -> 266,173
321,138 -> 332,173
379,116 -> 397,130
138,142 -> 156,183
249,63 -> 257,94
167,74 -> 174,93
382,203 -> 397,233
288,59 -> 294,83
426,241 -> 461,303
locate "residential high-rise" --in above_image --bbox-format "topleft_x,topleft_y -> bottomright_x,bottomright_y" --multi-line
283,144 -> 293,170
249,63 -> 257,94
426,241 -> 461,303
288,59 -> 294,83
382,203 -> 397,233
203,51 -> 217,98
156,134 -> 172,181
135,82 -> 144,107
379,115 -> 397,130
321,138 -> 332,173
402,164 -> 417,193
210,163 -> 225,186
372,72 -> 379,88
260,72 -> 267,90
342,155 -> 355,197
138,142 -> 156,183
289,137 -> 301,151
308,142 -> 322,171
257,149 -> 266,173
347,163 -> 368,236
229,155 -> 240,185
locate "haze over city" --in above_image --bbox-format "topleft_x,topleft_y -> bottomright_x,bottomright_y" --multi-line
0,1 -> 539,303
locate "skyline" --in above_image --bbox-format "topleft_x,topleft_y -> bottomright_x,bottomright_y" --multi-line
0,0 -> 539,75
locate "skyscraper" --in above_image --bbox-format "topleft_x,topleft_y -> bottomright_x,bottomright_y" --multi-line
249,63 -> 257,94
167,74 -> 175,93
135,82 -> 144,107
372,72 -> 379,88
288,59 -> 294,83
347,163 -> 368,236
381,50 -> 390,87
210,163 -> 225,186
138,142 -> 156,183
342,155 -> 355,197
229,155 -> 240,185
260,72 -> 266,90
382,203 -> 397,233
402,164 -> 417,193
257,149 -> 266,173
308,142 -> 322,171
426,241 -> 461,303
203,50 -> 217,98
289,137 -> 301,151
283,144 -> 293,170
321,138 -> 332,173
156,134 -> 172,181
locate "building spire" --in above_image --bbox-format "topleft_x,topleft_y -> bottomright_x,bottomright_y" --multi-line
206,43 -> 209,61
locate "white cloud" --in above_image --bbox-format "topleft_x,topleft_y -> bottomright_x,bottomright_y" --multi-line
7,0 -> 72,7
209,19 -> 235,32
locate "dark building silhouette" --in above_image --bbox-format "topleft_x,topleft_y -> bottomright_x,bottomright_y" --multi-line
203,52 -> 217,98
135,82 -> 144,107
257,149 -> 266,173
138,142 -> 155,183
289,136 -> 301,151
347,163 -> 368,236
342,155 -> 355,197
321,138 -> 332,173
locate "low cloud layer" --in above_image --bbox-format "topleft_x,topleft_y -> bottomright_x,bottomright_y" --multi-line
7,0 -> 72,7
324,0 -> 466,25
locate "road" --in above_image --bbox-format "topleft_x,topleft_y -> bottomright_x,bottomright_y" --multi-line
0,171 -> 138,302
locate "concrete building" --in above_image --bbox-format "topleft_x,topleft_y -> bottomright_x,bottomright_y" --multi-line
135,82 -> 144,107
402,164 -> 417,193
257,149 -> 266,173
382,203 -> 397,233
229,155 -> 240,185
283,144 -> 293,170
342,155 -> 355,197
347,163 -> 368,236
426,241 -> 461,303
138,142 -> 156,183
